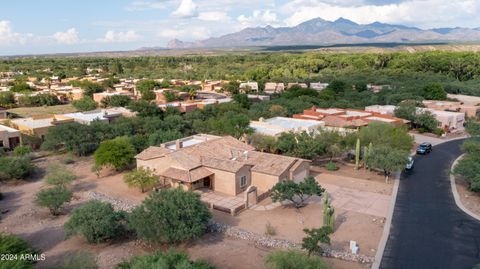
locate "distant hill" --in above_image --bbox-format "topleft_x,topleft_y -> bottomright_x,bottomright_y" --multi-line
164,17 -> 480,49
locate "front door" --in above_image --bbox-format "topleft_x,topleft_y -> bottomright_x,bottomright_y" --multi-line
203,177 -> 211,188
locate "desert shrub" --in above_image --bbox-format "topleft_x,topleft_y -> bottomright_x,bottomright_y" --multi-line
58,252 -> 98,269
264,250 -> 329,269
0,233 -> 39,269
433,128 -> 444,136
64,200 -> 127,243
13,145 -> 32,157
44,164 -> 76,187
35,186 -> 72,215
265,221 -> 277,236
0,156 -> 35,180
63,157 -> 75,164
116,249 -> 215,269
417,127 -> 427,133
325,162 -> 338,171
301,226 -> 333,256
128,188 -> 211,244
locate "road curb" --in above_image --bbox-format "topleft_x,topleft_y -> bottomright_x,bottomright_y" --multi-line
371,172 -> 400,269
450,154 -> 480,222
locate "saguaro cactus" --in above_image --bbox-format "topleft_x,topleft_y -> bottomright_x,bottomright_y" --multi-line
355,138 -> 361,170
363,145 -> 369,168
323,193 -> 335,231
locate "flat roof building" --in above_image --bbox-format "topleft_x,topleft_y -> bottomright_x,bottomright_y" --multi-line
250,117 -> 325,137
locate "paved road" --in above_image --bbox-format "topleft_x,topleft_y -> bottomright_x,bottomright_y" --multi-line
380,139 -> 480,269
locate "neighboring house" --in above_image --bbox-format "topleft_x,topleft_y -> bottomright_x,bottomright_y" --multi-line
309,82 -> 329,91
448,94 -> 480,106
423,100 -> 480,118
157,97 -> 233,113
250,117 -> 325,137
239,82 -> 259,93
63,109 -> 123,125
293,107 -> 406,130
202,80 -> 224,92
92,91 -> 133,104
0,124 -> 21,149
365,105 -> 465,133
154,89 -> 189,104
49,85 -> 84,102
287,83 -> 308,89
10,114 -> 74,140
0,107 -> 6,119
264,83 -> 285,94
136,134 -> 310,198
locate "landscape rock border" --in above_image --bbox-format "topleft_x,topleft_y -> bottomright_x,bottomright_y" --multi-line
86,190 -> 374,264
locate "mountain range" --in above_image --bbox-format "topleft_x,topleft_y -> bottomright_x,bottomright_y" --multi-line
166,17 -> 480,49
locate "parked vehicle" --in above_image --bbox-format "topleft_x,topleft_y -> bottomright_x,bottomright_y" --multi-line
416,142 -> 432,155
405,156 -> 414,170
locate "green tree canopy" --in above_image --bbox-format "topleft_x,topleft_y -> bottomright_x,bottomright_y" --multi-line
116,250 -> 215,269
264,250 -> 330,269
100,95 -> 132,108
270,176 -> 325,208
35,186 -> 72,215
422,83 -> 447,100
123,167 -> 159,193
94,137 -> 136,171
64,200 -> 127,243
128,188 -> 211,244
72,97 -> 97,111
365,145 -> 409,182
0,233 -> 38,269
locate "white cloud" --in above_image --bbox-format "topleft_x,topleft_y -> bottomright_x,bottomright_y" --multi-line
0,21 -> 32,45
172,0 -> 198,18
53,28 -> 79,44
198,11 -> 230,22
237,10 -> 278,28
281,0 -> 480,29
98,30 -> 142,43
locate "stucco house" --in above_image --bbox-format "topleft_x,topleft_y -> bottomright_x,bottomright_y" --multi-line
365,105 -> 465,133
0,124 -> 21,149
10,114 -> 74,140
250,117 -> 325,137
135,134 -> 310,198
264,82 -> 285,94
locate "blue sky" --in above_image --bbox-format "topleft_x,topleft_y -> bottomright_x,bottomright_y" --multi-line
1,0 -> 479,55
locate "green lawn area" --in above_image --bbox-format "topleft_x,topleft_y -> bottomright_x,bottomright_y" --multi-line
7,104 -> 78,118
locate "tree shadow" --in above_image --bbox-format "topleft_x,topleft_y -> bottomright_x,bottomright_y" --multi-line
334,211 -> 348,230
19,225 -> 66,253
0,190 -> 23,217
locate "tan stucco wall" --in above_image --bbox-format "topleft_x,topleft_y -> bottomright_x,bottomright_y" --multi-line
291,161 -> 310,182
136,155 -> 180,175
234,165 -> 251,195
206,167 -> 237,196
0,130 -> 21,149
251,171 -> 282,193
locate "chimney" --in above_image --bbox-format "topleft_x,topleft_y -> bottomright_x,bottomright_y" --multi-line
175,139 -> 183,150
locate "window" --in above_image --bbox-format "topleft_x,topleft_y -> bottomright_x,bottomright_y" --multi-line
240,175 -> 247,187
